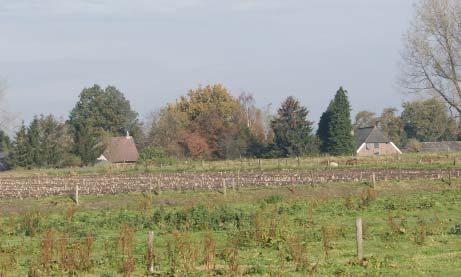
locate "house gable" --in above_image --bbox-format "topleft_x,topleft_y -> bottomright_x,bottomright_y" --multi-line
354,126 -> 401,156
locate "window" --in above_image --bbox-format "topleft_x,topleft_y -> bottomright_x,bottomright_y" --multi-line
374,143 -> 379,148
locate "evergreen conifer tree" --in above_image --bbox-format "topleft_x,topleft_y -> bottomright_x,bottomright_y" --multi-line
0,130 -> 11,152
12,122 -> 31,168
317,101 -> 333,153
271,96 -> 318,156
325,87 -> 355,155
27,117 -> 43,167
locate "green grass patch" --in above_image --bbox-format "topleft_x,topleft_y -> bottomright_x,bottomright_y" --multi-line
0,179 -> 460,275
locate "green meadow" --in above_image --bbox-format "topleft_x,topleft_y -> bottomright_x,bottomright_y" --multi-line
0,176 -> 460,276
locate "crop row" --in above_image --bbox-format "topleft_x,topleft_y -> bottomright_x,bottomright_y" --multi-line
0,168 -> 456,199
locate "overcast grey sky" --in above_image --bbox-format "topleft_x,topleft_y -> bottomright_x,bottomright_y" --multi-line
1,0 -> 415,129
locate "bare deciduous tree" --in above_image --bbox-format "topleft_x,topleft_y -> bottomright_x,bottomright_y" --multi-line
401,0 -> 461,115
238,92 -> 267,144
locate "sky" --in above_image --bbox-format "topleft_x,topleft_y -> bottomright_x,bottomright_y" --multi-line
1,0 -> 416,132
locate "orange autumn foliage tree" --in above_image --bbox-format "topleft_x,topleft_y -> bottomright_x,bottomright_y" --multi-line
184,132 -> 210,159
147,84 -> 269,159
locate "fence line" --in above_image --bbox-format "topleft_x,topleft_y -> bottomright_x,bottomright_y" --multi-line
0,168 -> 458,199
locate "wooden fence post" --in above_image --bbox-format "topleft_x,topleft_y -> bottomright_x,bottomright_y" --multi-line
74,185 -> 79,205
372,173 -> 376,188
259,159 -> 262,171
223,178 -> 227,197
237,171 -> 240,188
157,178 -> 162,195
201,173 -> 204,189
147,231 -> 154,275
356,217 -> 364,261
232,178 -> 236,192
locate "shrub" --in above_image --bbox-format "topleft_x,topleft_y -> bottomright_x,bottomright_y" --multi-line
243,263 -> 266,275
139,147 -> 175,166
382,199 -> 397,211
209,206 -> 247,231
18,210 -> 42,236
286,233 -> 309,272
202,232 -> 216,271
186,205 -> 209,230
62,153 -> 82,167
344,194 -> 355,210
415,219 -> 427,245
264,194 -> 284,204
416,197 -> 435,209
155,204 -> 249,232
166,231 -> 199,274
358,188 -> 376,209
117,224 -> 135,276
386,215 -> 406,235
406,139 -> 421,152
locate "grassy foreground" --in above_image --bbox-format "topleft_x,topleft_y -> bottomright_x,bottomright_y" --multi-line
0,178 -> 460,276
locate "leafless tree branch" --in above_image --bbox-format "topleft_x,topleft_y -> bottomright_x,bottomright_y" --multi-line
401,0 -> 461,115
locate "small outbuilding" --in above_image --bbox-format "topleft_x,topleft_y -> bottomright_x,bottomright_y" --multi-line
97,133 -> 139,164
354,126 -> 402,157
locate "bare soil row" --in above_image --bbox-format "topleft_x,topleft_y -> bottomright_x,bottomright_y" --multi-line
0,168 -> 457,199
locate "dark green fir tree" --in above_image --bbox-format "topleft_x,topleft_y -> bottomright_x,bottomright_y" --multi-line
323,87 -> 355,156
271,96 -> 318,156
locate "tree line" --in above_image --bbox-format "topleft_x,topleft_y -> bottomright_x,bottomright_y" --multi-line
128,85 -> 357,161
1,82 -> 458,169
354,97 -> 460,149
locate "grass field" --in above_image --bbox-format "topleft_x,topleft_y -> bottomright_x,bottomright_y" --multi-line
3,152 -> 461,178
0,175 -> 460,276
